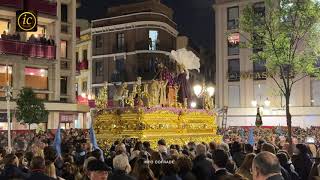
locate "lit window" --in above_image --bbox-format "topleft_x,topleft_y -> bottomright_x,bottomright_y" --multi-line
25,67 -> 48,90
61,40 -> 67,58
228,33 -> 240,56
0,20 -> 10,37
0,65 -> 12,97
149,30 -> 159,50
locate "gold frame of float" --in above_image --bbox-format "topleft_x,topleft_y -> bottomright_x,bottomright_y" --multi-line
94,108 -> 222,148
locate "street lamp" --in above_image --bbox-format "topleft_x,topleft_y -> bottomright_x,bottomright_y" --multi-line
190,101 -> 197,108
193,82 -> 215,110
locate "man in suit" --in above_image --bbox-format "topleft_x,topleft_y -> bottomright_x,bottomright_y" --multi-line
252,151 -> 284,180
212,149 -> 232,180
27,156 -> 54,180
192,144 -> 215,180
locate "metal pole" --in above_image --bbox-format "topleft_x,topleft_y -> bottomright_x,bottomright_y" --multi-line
6,93 -> 11,153
5,64 -> 11,153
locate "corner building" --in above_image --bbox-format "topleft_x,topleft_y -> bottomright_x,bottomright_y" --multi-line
0,0 -> 89,130
214,0 -> 320,128
91,0 -> 178,95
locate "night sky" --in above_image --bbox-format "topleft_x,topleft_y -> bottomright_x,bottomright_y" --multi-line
77,0 -> 214,51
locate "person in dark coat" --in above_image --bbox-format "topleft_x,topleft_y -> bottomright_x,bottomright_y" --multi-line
212,149 -> 232,180
161,158 -> 181,180
293,144 -> 313,180
26,156 -> 54,180
176,156 -> 196,180
87,159 -> 110,180
261,143 -> 291,180
276,152 -> 301,180
231,141 -> 245,167
252,152 -> 284,180
192,144 -> 214,180
0,153 -> 30,180
108,154 -> 135,180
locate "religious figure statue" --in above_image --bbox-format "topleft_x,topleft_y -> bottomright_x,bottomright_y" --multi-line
149,80 -> 160,107
159,80 -> 168,106
95,82 -> 108,111
113,82 -> 128,107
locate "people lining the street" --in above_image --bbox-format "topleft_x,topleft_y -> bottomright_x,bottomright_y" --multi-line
0,128 -> 320,179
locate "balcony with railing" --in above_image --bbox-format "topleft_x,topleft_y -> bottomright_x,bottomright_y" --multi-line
0,39 -> 56,60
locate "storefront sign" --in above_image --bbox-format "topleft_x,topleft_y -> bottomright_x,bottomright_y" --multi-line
227,71 -> 269,81
16,10 -> 38,32
59,113 -> 75,123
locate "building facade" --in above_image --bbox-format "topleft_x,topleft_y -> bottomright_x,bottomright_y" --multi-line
214,0 -> 320,128
91,0 -> 178,96
0,0 -> 89,130
75,19 -> 92,127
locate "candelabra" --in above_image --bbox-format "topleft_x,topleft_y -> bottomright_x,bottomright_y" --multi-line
193,82 -> 215,110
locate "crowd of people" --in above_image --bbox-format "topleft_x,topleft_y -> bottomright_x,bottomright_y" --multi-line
1,31 -> 20,41
1,31 -> 55,46
217,126 -> 320,146
0,128 -> 320,180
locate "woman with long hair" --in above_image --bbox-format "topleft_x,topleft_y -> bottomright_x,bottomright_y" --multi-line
236,153 -> 256,180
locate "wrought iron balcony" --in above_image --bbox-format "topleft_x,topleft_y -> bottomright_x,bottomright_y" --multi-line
0,39 -> 56,60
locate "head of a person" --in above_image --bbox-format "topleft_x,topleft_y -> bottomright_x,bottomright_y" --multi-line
162,158 -> 176,176
31,156 -> 46,171
134,141 -> 143,151
115,143 -> 126,155
276,152 -> 289,167
213,149 -> 229,169
218,142 -> 230,153
195,143 -> 207,156
4,153 -> 19,167
138,167 -> 156,180
239,153 -> 256,171
252,152 -> 281,180
209,141 -> 217,152
231,141 -> 242,153
44,146 -> 56,163
132,158 -> 148,177
244,143 -> 254,153
261,143 -> 276,154
158,139 -> 166,147
83,156 -> 97,177
87,159 -> 109,180
296,143 -> 308,155
143,141 -> 151,150
176,156 -> 193,173
113,153 -> 131,173
257,139 -> 266,150
91,149 -> 102,160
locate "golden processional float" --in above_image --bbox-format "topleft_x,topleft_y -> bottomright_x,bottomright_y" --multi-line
93,49 -> 222,147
